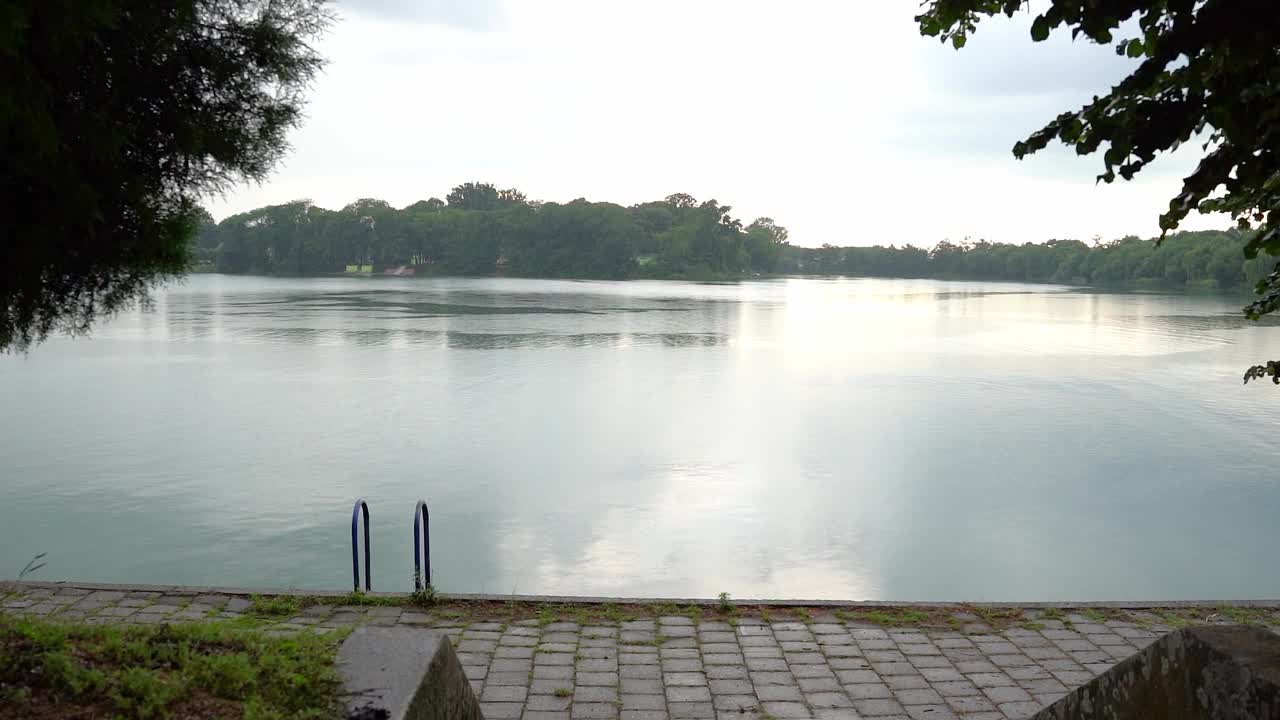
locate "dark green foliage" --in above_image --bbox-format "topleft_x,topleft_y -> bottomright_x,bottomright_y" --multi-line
0,614 -> 343,718
201,185 -> 794,280
782,230 -> 1278,293
916,0 -> 1279,382
1,0 -> 330,351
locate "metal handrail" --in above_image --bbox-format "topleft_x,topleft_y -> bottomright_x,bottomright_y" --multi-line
351,498 -> 371,592
413,499 -> 431,590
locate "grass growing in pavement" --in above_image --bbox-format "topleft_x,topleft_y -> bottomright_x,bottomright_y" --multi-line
248,593 -> 302,617
835,608 -> 929,626
0,613 -> 344,719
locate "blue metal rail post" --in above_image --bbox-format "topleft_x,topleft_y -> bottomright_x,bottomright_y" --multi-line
413,499 -> 431,590
351,498 -> 371,592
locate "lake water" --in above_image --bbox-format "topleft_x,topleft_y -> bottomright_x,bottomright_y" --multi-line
2,274 -> 1278,601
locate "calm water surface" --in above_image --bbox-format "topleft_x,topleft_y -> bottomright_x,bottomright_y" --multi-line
2,275 -> 1278,600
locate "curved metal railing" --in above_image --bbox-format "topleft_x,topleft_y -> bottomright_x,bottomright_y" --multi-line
351,498 -> 371,592
413,499 -> 431,590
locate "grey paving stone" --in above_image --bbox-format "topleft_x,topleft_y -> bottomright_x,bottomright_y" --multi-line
505,635 -> 541,647
706,666 -> 748,680
493,659 -> 534,673
998,701 -> 1043,719
527,711 -> 572,720
621,712 -> 668,720
579,672 -> 620,687
662,649 -> 700,660
577,686 -> 619,703
982,685 -> 1032,704
539,653 -> 576,666
750,672 -> 795,686
807,692 -> 854,709
490,672 -> 534,686
812,710 -> 861,720
884,675 -> 928,690
532,679 -> 573,694
990,654 -> 1035,668
836,669 -> 880,684
668,701 -> 714,719
572,703 -> 620,719
852,698 -> 905,717
499,647 -> 537,659
791,665 -> 835,679
745,657 -> 788,672
1004,667 -> 1049,682
945,694 -> 995,713
663,659 -> 703,673
703,654 -> 744,666
797,677 -> 841,693
893,688 -> 942,706
865,650 -> 907,663
918,667 -> 961,683
664,672 -> 708,687
623,678 -> 664,694
755,685 -> 802,702
623,694 -> 666,710
966,673 -> 1013,688
483,686 -> 529,703
904,705 -> 955,720
622,666 -> 662,680
931,680 -> 979,697
871,662 -> 916,676
579,659 -> 619,672
760,701 -> 811,718
482,703 -> 525,719
844,683 -> 892,699
712,694 -> 758,712
667,686 -> 711,703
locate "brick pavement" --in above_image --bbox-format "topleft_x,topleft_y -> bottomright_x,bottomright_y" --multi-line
5,584 -> 1278,720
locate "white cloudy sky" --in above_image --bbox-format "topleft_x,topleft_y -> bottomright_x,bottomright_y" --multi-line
208,0 -> 1220,248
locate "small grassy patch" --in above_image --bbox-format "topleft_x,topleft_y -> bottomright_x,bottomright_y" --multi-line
1078,608 -> 1110,623
717,593 -> 734,615
249,593 -> 302,617
554,688 -> 572,698
1213,605 -> 1272,626
0,613 -> 343,719
1040,608 -> 1066,621
857,609 -> 928,626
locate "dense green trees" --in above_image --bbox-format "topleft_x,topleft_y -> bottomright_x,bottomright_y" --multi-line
1,0 -> 329,351
780,231 -> 1278,291
200,186 -> 791,280
203,187 -> 1274,292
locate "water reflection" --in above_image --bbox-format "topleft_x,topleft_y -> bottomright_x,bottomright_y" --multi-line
1,274 -> 1278,600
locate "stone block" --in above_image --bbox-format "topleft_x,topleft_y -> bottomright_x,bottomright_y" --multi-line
1032,625 -> 1280,720
338,626 -> 482,720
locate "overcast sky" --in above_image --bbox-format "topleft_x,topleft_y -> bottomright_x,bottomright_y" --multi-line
208,0 -> 1220,248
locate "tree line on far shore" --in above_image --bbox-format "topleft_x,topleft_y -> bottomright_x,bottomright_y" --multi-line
197,183 -> 1277,291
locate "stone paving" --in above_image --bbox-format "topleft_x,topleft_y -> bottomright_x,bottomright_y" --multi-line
5,583 -> 1280,720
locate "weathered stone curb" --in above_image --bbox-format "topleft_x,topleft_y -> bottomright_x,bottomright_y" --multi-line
7,580 -> 1280,608
1032,625 -> 1280,719
339,626 -> 483,720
